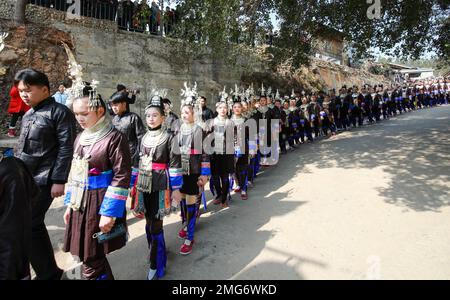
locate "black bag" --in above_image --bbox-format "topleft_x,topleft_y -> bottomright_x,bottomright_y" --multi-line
92,223 -> 127,244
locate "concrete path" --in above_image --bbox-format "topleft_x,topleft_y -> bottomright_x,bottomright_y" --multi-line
45,105 -> 450,280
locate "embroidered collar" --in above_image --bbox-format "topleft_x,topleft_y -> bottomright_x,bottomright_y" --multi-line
257,106 -> 268,114
79,116 -> 113,146
142,126 -> 168,148
231,115 -> 245,125
214,116 -> 231,126
180,122 -> 197,135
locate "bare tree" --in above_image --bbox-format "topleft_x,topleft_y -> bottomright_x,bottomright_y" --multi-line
14,0 -> 27,25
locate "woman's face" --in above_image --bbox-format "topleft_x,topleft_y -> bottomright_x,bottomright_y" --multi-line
146,107 -> 165,129
283,102 -> 289,109
217,103 -> 228,117
181,106 -> 194,124
233,103 -> 243,116
73,97 -> 104,129
259,97 -> 267,106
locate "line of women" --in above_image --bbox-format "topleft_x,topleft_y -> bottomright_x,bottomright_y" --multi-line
61,80 -> 449,281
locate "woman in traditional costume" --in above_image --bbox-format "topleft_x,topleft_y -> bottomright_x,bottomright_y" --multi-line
130,95 -> 183,280
176,83 -> 210,255
208,88 -> 235,207
63,87 -> 131,280
231,98 -> 254,200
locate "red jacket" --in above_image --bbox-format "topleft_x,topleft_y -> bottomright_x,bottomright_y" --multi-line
7,85 -> 30,114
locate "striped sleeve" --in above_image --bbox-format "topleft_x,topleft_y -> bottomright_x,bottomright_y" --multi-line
64,188 -> 71,206
99,186 -> 128,218
130,167 -> 139,188
169,167 -> 184,190
200,161 -> 211,176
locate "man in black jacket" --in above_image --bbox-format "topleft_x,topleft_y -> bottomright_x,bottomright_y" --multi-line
107,84 -> 139,115
14,68 -> 76,280
109,91 -> 145,167
0,148 -> 39,280
162,98 -> 179,133
199,96 -> 215,121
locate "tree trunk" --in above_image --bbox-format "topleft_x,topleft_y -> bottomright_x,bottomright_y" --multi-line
14,0 -> 27,25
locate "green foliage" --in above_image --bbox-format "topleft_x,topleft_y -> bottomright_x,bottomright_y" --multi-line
171,0 -> 449,68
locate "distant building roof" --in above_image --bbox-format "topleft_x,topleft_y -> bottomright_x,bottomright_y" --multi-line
398,68 -> 434,74
387,63 -> 416,70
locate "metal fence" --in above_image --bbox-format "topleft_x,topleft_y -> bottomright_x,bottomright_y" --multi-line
28,0 -> 177,35
29,0 -> 118,22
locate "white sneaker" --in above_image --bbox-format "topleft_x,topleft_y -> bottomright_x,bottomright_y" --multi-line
147,268 -> 157,280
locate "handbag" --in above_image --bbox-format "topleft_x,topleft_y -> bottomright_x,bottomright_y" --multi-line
93,223 -> 127,244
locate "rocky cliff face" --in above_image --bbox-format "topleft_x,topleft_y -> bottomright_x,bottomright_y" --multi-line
0,21 -> 73,134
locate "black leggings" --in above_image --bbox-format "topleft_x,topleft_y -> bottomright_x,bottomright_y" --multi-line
143,192 -> 164,270
235,162 -> 249,192
212,174 -> 230,203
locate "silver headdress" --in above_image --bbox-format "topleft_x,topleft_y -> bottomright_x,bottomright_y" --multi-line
180,82 -> 202,123
267,86 -> 272,98
151,87 -> 168,99
180,81 -> 199,108
63,42 -> 85,109
245,83 -> 255,100
217,86 -> 233,113
275,89 -> 280,100
62,42 -> 101,112
244,86 -> 251,101
232,84 -> 240,99
0,32 -> 8,53
87,80 -> 102,111
260,83 -> 266,96
219,86 -> 228,103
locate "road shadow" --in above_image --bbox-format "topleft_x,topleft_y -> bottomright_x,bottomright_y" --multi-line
289,105 -> 450,212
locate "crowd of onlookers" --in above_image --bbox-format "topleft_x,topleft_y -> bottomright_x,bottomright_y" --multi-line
28,0 -> 179,35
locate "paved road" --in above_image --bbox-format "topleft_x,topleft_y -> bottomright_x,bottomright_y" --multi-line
47,105 -> 450,280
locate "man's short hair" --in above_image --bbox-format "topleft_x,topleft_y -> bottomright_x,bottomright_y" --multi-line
109,91 -> 129,104
14,68 -> 50,90
117,84 -> 126,92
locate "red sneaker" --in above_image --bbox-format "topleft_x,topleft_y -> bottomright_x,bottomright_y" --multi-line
213,198 -> 221,205
178,227 -> 187,239
234,187 -> 241,193
7,128 -> 16,138
241,192 -> 248,200
180,239 -> 194,255
132,211 -> 145,219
